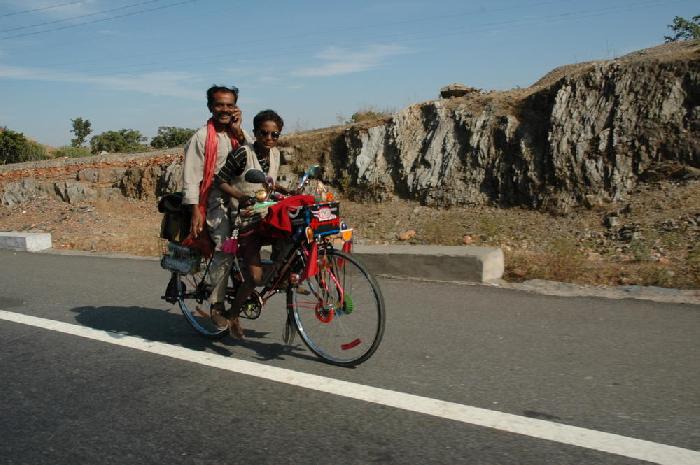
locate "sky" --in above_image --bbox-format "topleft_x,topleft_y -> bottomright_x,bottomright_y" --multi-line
0,0 -> 696,147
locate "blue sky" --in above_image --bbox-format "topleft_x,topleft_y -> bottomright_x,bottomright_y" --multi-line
0,0 -> 696,146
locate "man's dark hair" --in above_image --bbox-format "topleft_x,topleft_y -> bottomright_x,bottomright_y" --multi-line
253,109 -> 284,132
206,85 -> 239,106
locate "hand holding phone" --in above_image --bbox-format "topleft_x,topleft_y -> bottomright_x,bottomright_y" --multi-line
231,106 -> 242,124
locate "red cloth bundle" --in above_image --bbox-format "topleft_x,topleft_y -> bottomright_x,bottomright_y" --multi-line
256,194 -> 316,239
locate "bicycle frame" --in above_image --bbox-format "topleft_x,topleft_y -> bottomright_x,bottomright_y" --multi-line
239,235 -> 326,306
165,210 -> 383,366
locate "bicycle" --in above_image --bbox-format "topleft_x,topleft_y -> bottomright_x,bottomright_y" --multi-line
160,168 -> 385,367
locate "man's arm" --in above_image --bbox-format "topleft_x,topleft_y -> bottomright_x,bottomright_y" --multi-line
182,130 -> 205,205
182,130 -> 205,237
218,181 -> 246,199
215,146 -> 255,206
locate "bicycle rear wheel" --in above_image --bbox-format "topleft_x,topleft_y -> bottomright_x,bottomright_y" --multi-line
175,259 -> 228,339
287,249 -> 385,366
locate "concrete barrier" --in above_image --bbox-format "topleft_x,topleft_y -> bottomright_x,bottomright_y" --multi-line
0,232 -> 52,252
351,245 -> 504,283
261,243 -> 503,283
3,230 -> 503,283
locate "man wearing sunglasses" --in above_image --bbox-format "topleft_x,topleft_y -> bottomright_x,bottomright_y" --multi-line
181,84 -> 250,329
212,109 -> 289,337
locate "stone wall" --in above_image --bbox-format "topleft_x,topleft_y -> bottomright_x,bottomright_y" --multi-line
0,152 -> 183,206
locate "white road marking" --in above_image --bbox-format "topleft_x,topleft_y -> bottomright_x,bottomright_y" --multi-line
1,309 -> 698,465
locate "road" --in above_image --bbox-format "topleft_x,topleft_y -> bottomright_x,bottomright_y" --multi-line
0,250 -> 698,465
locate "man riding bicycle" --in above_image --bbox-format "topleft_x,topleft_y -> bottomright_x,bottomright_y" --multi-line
166,105 -> 386,365
211,109 -> 290,337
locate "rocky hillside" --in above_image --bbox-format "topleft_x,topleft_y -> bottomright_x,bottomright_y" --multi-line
283,40 -> 700,212
0,40 -> 698,211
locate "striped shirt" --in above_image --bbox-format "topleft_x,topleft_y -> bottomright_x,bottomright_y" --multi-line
215,146 -> 270,185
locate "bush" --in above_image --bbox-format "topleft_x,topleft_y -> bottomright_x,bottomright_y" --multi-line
54,146 -> 92,158
150,126 -> 196,149
90,129 -> 148,154
348,107 -> 393,124
0,127 -> 48,165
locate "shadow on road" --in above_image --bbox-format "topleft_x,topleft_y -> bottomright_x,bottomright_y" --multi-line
70,305 -> 318,363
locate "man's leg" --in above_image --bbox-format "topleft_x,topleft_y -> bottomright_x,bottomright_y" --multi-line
206,204 -> 233,329
209,251 -> 233,303
228,235 -> 263,338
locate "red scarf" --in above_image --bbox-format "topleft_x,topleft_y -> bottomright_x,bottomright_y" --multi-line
183,119 -> 240,257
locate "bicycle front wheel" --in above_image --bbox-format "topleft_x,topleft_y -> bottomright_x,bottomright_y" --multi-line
287,249 -> 385,366
175,260 -> 228,339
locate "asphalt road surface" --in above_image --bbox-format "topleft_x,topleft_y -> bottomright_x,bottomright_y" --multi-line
0,250 -> 698,465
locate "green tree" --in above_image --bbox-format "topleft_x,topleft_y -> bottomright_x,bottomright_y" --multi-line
150,126 -> 196,149
70,117 -> 92,147
665,15 -> 700,42
0,127 -> 48,165
90,129 -> 147,154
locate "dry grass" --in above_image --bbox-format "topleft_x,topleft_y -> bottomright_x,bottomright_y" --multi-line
340,178 -> 700,289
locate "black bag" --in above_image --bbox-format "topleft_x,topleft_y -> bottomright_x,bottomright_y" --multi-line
158,193 -> 191,243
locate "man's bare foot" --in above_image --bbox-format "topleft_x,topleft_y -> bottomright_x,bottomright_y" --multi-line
229,316 -> 245,339
210,303 -> 229,331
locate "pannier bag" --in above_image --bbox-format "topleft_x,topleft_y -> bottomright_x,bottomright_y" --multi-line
161,242 -> 200,274
158,192 -> 191,243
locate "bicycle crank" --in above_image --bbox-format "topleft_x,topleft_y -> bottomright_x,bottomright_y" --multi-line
239,291 -> 263,320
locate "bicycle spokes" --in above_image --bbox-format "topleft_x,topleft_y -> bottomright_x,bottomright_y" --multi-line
288,249 -> 385,366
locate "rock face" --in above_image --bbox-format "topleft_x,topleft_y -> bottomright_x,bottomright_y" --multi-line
325,41 -> 700,210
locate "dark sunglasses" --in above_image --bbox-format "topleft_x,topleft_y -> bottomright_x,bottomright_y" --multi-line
256,129 -> 281,139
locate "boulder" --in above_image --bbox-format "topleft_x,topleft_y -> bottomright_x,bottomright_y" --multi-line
439,83 -> 482,99
397,229 -> 416,241
1,179 -> 54,206
54,181 -> 98,204
159,162 -> 183,195
120,165 -> 162,199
